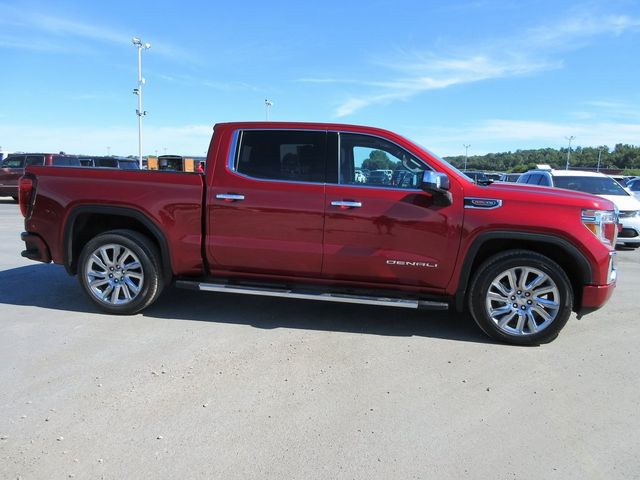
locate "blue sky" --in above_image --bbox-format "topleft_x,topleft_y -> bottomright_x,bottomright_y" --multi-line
1,0 -> 639,157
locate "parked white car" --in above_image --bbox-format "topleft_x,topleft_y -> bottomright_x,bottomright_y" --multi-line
518,168 -> 640,248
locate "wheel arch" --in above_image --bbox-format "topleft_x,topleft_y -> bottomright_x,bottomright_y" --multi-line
63,205 -> 173,284
454,231 -> 592,312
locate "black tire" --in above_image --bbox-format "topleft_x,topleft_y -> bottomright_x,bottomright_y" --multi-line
468,250 -> 573,345
77,229 -> 164,314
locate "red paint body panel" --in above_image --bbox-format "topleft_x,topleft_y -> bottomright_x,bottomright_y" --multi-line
20,121 -> 617,316
581,283 -> 616,310
323,184 -> 463,290
24,166 -> 203,275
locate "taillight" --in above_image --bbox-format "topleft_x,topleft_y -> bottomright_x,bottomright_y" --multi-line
19,176 -> 34,218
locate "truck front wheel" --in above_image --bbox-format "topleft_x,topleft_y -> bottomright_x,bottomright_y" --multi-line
78,230 -> 164,314
468,250 -> 573,345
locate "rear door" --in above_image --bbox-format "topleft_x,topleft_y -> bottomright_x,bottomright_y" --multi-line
207,129 -> 327,277
322,132 -> 463,289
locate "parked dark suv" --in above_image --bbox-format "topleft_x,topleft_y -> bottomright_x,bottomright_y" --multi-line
0,154 -> 81,200
79,156 -> 140,169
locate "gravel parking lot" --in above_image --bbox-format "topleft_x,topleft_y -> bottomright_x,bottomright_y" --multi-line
1,197 -> 639,479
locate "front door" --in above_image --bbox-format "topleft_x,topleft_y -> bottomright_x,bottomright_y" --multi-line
322,132 -> 463,290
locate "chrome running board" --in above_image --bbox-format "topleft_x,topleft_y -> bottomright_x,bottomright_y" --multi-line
175,281 -> 449,310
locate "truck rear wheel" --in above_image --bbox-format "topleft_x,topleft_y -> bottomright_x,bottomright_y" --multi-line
468,250 -> 573,345
78,229 -> 164,314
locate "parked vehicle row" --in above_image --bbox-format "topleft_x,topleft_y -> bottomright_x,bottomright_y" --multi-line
461,171 -> 521,184
0,153 -> 140,200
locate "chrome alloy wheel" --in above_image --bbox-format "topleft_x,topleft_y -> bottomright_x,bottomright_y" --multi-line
84,243 -> 144,305
485,266 -> 560,336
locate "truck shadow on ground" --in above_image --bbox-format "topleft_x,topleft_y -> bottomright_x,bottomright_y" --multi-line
0,263 -> 493,344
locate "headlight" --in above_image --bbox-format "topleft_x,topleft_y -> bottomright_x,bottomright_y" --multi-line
619,210 -> 640,218
582,209 -> 618,246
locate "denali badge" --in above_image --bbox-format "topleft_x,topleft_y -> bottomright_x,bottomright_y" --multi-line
387,260 -> 438,268
463,197 -> 503,209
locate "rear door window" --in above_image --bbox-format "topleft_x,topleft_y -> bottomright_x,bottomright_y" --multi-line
25,155 -> 45,166
235,130 -> 326,183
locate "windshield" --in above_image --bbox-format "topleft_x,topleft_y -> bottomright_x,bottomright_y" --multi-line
553,176 -> 629,196
628,180 -> 640,192
2,158 -> 23,168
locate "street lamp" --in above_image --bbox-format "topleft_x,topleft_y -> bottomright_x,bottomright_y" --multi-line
463,144 -> 471,171
132,36 -> 151,169
565,135 -> 575,171
265,99 -> 273,121
597,147 -> 603,172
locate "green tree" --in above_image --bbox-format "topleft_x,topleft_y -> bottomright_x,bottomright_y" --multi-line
362,150 -> 395,170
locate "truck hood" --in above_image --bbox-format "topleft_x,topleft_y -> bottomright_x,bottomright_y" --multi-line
482,182 -> 616,211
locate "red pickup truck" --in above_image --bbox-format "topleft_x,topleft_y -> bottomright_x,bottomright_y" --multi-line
18,122 -> 618,345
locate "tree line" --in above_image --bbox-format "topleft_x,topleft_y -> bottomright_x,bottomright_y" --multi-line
444,144 -> 640,175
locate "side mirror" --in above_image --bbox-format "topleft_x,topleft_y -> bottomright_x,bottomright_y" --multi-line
420,171 -> 452,206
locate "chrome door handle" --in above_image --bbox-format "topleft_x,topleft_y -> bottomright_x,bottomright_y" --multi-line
331,200 -> 362,208
216,193 -> 245,201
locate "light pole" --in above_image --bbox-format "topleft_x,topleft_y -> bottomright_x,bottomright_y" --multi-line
597,147 -> 603,172
107,146 -> 111,157
132,37 -> 151,169
463,144 -> 471,171
565,135 -> 575,171
265,99 -> 273,121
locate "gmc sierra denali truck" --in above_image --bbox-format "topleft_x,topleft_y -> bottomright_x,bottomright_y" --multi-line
18,122 -> 618,345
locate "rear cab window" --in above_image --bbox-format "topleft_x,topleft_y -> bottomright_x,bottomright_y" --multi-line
25,155 -> 45,167
235,130 -> 326,183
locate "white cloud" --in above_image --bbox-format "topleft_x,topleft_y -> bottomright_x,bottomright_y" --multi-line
158,73 -> 259,92
0,5 -> 199,63
311,11 -> 640,117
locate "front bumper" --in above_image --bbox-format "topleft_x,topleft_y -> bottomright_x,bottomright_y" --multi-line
21,232 -> 51,263
616,214 -> 640,245
577,282 -> 616,318
576,250 -> 616,318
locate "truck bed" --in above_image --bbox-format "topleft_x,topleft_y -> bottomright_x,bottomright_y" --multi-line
25,166 -> 205,276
